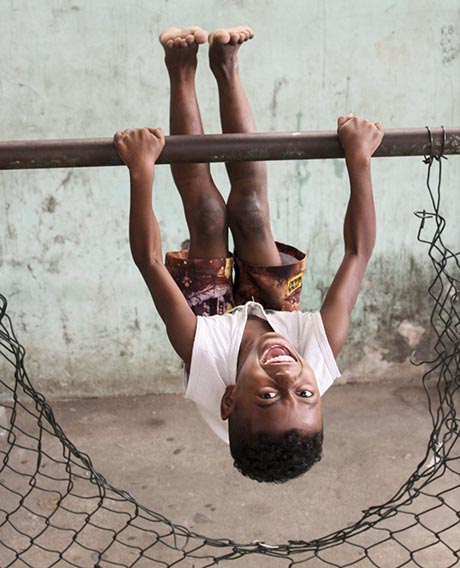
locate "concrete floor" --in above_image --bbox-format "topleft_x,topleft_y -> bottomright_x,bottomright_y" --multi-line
51,382 -> 432,543
2,380 -> 459,567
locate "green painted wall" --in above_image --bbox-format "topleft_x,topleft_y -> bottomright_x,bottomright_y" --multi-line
1,0 -> 459,397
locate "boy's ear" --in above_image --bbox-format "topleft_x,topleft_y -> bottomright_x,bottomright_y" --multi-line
220,385 -> 236,420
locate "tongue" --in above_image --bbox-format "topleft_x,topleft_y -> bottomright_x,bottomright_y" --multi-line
266,346 -> 288,359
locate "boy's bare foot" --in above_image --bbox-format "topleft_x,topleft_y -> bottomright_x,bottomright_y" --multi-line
159,26 -> 208,71
208,25 -> 253,70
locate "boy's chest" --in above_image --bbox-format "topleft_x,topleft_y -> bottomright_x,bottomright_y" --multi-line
240,315 -> 274,345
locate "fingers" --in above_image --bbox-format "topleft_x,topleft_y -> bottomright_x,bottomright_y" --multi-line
338,113 -> 354,127
337,114 -> 384,132
113,127 -> 164,140
147,127 -> 165,140
112,127 -> 165,169
113,128 -> 132,143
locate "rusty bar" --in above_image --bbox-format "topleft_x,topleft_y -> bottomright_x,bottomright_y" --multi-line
0,128 -> 459,170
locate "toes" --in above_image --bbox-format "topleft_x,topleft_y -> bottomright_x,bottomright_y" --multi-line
193,28 -> 208,44
209,26 -> 254,46
160,26 -> 207,48
210,29 -> 230,45
229,32 -> 240,44
159,27 -> 180,46
173,37 -> 188,48
183,26 -> 208,44
229,28 -> 250,44
236,26 -> 253,42
163,25 -> 253,48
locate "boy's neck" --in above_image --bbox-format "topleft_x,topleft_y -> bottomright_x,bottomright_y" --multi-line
237,316 -> 273,377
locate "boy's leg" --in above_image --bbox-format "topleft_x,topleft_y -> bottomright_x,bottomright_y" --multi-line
209,26 -> 282,266
161,27 -> 228,259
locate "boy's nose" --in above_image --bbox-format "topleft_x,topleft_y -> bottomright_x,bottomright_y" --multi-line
270,365 -> 300,382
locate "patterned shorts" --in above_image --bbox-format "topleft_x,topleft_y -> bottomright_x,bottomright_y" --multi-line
165,242 -> 306,317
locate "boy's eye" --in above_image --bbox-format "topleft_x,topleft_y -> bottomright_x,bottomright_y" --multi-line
297,390 -> 313,398
260,391 -> 278,399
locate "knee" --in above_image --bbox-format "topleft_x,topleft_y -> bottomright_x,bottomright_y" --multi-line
191,198 -> 227,241
227,193 -> 269,241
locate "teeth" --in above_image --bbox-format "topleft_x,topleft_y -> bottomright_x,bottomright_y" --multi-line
265,355 -> 295,364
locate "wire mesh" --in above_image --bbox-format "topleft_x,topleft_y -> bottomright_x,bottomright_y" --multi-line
1,139 -> 459,566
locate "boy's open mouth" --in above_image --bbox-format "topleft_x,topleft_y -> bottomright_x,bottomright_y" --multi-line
260,344 -> 296,365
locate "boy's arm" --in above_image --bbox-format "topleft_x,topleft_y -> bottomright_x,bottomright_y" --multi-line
320,115 -> 384,357
114,128 -> 197,369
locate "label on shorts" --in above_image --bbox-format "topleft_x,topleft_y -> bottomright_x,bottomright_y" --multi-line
224,257 -> 233,280
286,272 -> 304,296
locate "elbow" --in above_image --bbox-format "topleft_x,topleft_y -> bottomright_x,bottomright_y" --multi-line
345,240 -> 375,262
363,237 -> 376,260
346,227 -> 376,259
131,249 -> 163,273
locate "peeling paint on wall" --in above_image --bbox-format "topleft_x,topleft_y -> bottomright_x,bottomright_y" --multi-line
440,25 -> 460,64
397,320 -> 425,348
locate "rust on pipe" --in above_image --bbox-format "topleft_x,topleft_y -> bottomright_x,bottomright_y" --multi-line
0,128 -> 459,170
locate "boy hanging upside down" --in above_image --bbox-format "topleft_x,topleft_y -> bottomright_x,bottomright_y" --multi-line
114,26 -> 384,483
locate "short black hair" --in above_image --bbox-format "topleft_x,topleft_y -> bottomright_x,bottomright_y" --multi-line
229,425 -> 323,483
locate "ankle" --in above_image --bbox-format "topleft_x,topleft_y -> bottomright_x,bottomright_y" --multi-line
166,64 -> 197,82
210,59 -> 239,81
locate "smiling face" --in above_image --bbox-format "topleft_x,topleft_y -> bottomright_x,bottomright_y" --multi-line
221,331 -> 322,436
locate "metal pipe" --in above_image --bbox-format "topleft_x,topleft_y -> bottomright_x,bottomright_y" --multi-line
0,128 -> 459,170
